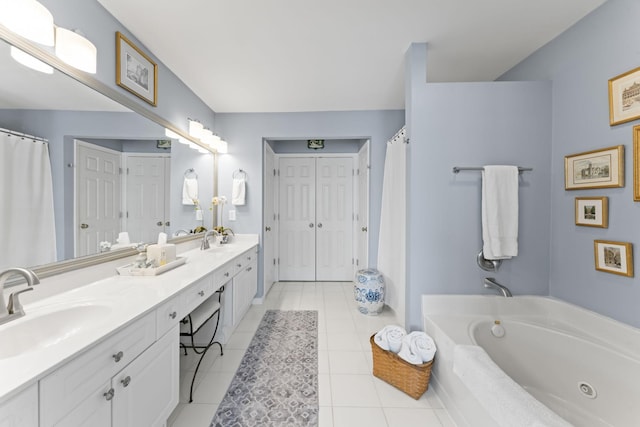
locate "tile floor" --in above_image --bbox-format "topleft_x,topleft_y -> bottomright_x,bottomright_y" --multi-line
168,282 -> 456,427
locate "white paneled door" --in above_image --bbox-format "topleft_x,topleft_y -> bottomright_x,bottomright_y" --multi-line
278,157 -> 353,281
124,155 -> 170,244
75,141 -> 121,257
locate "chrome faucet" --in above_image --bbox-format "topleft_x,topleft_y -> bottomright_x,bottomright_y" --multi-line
483,277 -> 512,297
0,268 -> 40,326
200,229 -> 220,250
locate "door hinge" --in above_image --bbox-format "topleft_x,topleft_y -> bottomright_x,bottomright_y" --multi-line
273,258 -> 276,265
352,169 -> 355,176
118,167 -> 123,175
356,259 -> 359,266
357,168 -> 360,175
273,169 -> 277,176
126,211 -> 129,218
119,212 -> 123,219
352,258 -> 354,265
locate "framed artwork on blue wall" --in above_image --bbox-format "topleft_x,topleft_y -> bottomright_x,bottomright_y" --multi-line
116,31 -> 158,106
609,66 -> 640,126
564,145 -> 624,190
594,240 -> 633,277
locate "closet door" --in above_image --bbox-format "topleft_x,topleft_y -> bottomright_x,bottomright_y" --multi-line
278,157 -> 316,280
316,157 -> 354,281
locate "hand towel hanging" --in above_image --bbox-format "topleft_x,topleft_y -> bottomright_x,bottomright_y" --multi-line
481,165 -> 519,260
182,177 -> 199,205
231,172 -> 246,206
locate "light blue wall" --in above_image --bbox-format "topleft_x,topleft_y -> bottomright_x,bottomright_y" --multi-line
405,44 -> 553,330
499,0 -> 640,328
216,111 -> 405,297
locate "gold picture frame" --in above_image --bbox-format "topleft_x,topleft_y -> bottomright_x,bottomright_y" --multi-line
116,32 -> 158,106
564,145 -> 624,190
594,240 -> 633,277
575,197 -> 608,228
634,125 -> 640,201
609,66 -> 640,126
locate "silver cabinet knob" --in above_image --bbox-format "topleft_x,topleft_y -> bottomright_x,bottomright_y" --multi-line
265,226 -> 271,231
104,388 -> 115,401
361,226 -> 368,232
165,221 -> 170,226
120,376 -> 131,388
198,290 -> 205,297
157,221 -> 163,226
247,266 -> 252,272
169,311 -> 177,319
80,223 -> 89,229
317,223 -> 323,228
309,223 -> 314,228
224,272 -> 230,277
112,351 -> 124,363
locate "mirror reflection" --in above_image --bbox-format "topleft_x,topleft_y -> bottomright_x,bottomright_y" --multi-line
0,39 -> 214,271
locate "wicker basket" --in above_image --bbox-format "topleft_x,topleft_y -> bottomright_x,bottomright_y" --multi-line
370,335 -> 433,399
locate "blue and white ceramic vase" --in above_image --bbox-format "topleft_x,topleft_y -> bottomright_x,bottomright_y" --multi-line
354,268 -> 385,315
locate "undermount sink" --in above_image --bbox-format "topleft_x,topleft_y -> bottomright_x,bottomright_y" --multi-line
0,304 -> 112,359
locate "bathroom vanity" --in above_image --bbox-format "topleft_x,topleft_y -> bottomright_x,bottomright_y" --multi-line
0,235 -> 258,427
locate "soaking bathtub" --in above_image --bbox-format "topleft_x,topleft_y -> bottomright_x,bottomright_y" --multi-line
422,295 -> 640,427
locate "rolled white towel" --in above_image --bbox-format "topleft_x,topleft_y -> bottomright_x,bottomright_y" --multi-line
374,325 -> 406,353
397,338 -> 423,365
406,331 -> 437,363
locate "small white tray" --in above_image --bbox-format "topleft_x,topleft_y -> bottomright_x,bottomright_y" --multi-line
116,257 -> 187,276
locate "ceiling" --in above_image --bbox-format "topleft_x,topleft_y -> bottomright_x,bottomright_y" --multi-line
98,0 -> 606,113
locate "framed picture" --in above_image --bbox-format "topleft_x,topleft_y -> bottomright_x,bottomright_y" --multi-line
564,145 -> 624,190
307,139 -> 324,149
634,125 -> 640,201
609,66 -> 640,126
594,240 -> 633,277
575,197 -> 608,228
116,31 -> 158,106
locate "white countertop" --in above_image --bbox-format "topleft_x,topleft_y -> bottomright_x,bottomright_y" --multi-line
0,235 -> 259,402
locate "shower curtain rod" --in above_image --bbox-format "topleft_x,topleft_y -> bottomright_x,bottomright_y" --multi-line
0,127 -> 48,143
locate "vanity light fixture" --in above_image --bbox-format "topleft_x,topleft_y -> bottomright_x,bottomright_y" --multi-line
10,46 -> 53,74
177,137 -> 190,145
188,119 -> 204,139
215,138 -> 228,154
54,27 -> 97,74
201,128 -> 213,143
165,128 -> 180,139
0,0 -> 55,46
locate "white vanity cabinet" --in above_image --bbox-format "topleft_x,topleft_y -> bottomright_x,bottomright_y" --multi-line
232,258 -> 258,327
39,311 -> 178,427
0,383 -> 38,427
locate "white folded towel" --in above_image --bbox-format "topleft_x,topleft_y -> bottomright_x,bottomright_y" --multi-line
232,177 -> 246,205
482,165 -> 519,260
182,177 -> 198,205
453,345 -> 571,427
374,325 -> 406,353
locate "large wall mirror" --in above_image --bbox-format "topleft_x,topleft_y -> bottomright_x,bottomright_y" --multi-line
0,34 -> 216,276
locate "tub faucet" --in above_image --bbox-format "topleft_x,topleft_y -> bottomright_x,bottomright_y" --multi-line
483,277 -> 512,297
0,268 -> 40,326
200,229 -> 220,250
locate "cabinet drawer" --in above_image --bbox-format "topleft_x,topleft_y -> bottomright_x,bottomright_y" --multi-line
40,311 -> 156,425
233,249 -> 257,275
213,261 -> 234,288
183,275 -> 214,315
156,293 -> 183,338
0,383 -> 38,427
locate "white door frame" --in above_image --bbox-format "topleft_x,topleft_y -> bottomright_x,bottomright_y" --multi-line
262,143 -> 278,296
356,140 -> 370,274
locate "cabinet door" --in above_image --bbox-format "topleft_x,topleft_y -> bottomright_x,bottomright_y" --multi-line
48,380 -> 111,427
232,262 -> 257,327
112,325 -> 179,427
0,384 -> 38,427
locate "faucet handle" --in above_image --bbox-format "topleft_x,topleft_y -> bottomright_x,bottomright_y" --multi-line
7,287 -> 34,315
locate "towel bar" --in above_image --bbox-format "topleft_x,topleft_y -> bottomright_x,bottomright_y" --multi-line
452,166 -> 532,174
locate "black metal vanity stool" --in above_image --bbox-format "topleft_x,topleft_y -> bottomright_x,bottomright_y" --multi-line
179,286 -> 224,403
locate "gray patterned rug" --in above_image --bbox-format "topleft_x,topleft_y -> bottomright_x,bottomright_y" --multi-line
210,310 -> 318,427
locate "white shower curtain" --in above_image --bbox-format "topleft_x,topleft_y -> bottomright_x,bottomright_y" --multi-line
377,127 -> 407,326
0,131 -> 56,269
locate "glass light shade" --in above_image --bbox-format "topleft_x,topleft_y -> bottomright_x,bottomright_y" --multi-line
10,46 -> 53,74
197,146 -> 210,154
209,133 -> 221,147
55,27 -> 97,74
188,120 -> 203,139
201,128 -> 213,142
177,137 -> 190,145
215,139 -> 228,154
165,128 -> 180,139
0,0 -> 54,46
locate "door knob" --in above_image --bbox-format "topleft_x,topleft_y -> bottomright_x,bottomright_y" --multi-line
265,226 -> 271,231
80,223 -> 89,229
157,221 -> 163,226
317,223 -> 323,228
309,223 -> 314,228
165,221 -> 170,226
361,226 -> 368,232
